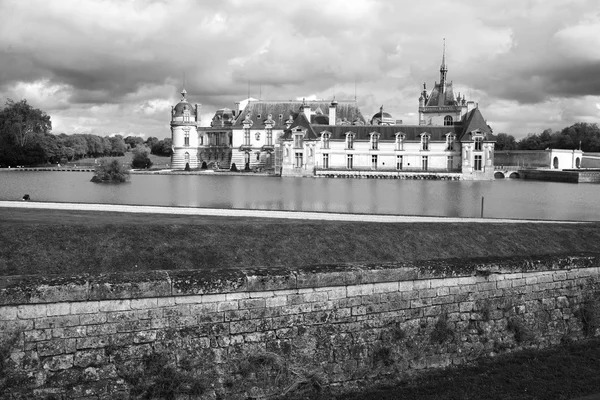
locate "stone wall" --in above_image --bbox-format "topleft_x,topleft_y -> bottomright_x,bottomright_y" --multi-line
1,255 -> 599,399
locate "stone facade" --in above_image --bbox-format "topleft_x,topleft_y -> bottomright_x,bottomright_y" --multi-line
1,256 -> 599,399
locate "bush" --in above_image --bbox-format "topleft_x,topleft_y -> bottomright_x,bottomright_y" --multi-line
91,159 -> 130,183
131,146 -> 153,169
230,163 -> 238,172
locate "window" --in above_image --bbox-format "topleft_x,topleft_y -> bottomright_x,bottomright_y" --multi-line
199,134 -> 204,146
422,156 -> 428,171
446,134 -> 455,151
421,134 -> 430,151
294,133 -> 303,149
323,153 -> 329,169
184,152 -> 190,162
244,129 -> 251,146
395,133 -> 405,151
322,133 -> 330,149
183,109 -> 190,123
474,155 -> 482,171
295,152 -> 303,168
346,133 -> 354,149
396,155 -> 403,170
444,115 -> 453,126
184,131 -> 190,146
266,129 -> 273,146
370,133 -> 379,150
347,154 -> 353,169
447,156 -> 453,170
371,155 -> 378,169
474,137 -> 483,151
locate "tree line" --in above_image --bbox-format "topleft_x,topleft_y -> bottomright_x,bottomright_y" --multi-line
0,99 -> 172,167
495,123 -> 600,152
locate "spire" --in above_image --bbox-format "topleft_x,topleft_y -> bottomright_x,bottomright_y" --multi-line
181,72 -> 187,100
440,38 -> 448,92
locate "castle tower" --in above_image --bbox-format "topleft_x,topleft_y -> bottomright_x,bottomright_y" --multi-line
170,88 -> 200,169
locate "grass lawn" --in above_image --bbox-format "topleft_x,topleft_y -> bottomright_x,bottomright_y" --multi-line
1,208 -> 600,277
335,337 -> 600,400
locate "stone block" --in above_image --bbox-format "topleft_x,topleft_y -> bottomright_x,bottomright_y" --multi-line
372,281 -> 399,293
476,282 -> 496,292
226,292 -> 251,300
170,269 -> 246,295
0,306 -> 18,321
347,284 -> 374,297
239,298 -> 266,309
79,313 -> 107,325
42,354 -> 73,371
38,339 -> 69,356
24,329 -> 47,342
229,319 -> 259,334
74,349 -> 107,368
436,287 -> 450,296
496,280 -> 513,289
98,299 -> 131,312
51,326 -> 86,339
130,298 -> 158,309
71,301 -> 100,315
224,309 -> 250,322
17,304 -> 47,319
245,268 -> 296,291
46,303 -> 71,316
133,330 -> 157,343
86,324 -> 117,336
162,304 -> 191,317
398,280 -> 415,292
88,271 -> 171,300
459,302 -> 475,312
457,276 -> 479,286
419,288 -> 438,299
217,301 -> 239,312
413,279 -> 431,290
157,297 -> 176,307
265,296 -> 287,308
35,315 -> 80,329
76,336 -> 110,350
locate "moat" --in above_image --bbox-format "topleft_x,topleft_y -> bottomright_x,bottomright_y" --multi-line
1,171 -> 598,221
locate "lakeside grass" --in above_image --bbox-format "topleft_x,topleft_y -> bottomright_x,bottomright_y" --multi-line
335,337 -> 600,400
1,208 -> 599,277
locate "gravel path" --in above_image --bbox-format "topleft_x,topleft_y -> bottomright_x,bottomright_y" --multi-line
0,201 -> 585,224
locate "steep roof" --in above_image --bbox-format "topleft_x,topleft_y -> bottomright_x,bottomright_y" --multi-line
459,108 -> 495,141
425,82 -> 457,107
233,100 -> 366,129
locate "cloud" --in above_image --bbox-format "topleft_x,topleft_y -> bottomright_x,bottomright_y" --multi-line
0,0 -> 599,139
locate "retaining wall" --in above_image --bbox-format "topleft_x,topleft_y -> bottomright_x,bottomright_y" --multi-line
1,255 -> 599,399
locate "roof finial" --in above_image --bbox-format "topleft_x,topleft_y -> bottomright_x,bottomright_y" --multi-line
440,39 -> 448,92
181,72 -> 187,100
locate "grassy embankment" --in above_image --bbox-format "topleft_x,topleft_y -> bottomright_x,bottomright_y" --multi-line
337,337 -> 600,400
61,153 -> 171,169
1,208 -> 599,277
1,208 -> 600,399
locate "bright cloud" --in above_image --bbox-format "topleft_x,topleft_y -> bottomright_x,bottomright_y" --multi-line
0,0 -> 599,139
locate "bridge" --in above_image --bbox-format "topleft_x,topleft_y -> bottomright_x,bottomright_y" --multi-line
493,166 -> 522,179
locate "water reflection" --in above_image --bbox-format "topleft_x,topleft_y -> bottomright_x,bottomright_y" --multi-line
0,171 -> 598,221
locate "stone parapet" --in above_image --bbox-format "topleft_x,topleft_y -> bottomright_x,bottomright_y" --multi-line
1,254 -> 599,399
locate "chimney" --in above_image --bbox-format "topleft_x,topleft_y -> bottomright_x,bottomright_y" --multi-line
302,105 -> 313,122
329,99 -> 338,125
467,100 -> 476,113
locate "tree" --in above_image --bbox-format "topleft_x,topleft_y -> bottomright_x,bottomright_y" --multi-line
145,137 -> 159,153
131,146 -> 153,169
109,135 -> 127,156
495,133 -> 518,150
0,99 -> 52,147
124,136 -> 144,150
151,138 -> 173,156
91,159 -> 130,183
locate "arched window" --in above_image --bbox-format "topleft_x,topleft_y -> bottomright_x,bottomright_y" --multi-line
444,115 -> 453,126
184,152 -> 190,162
346,132 -> 355,150
395,133 -> 405,151
370,133 -> 380,150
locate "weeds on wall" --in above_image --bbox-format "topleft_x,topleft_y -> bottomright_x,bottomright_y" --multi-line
581,299 -> 600,336
0,333 -> 28,398
507,318 -> 534,343
430,313 -> 454,344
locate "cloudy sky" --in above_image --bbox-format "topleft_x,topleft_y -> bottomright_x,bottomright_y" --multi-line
1,0 -> 599,140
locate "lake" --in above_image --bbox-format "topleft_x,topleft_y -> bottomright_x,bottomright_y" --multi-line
0,171 -> 599,221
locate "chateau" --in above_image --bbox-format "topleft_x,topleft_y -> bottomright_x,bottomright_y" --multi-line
170,48 -> 496,180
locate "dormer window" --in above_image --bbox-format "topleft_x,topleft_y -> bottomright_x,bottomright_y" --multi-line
346,132 -> 355,150
446,134 -> 455,151
370,132 -> 380,150
257,114 -> 261,119
444,115 -> 453,126
321,132 -> 331,149
294,130 -> 303,149
474,136 -> 483,151
183,109 -> 191,123
395,133 -> 405,151
421,133 -> 430,151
